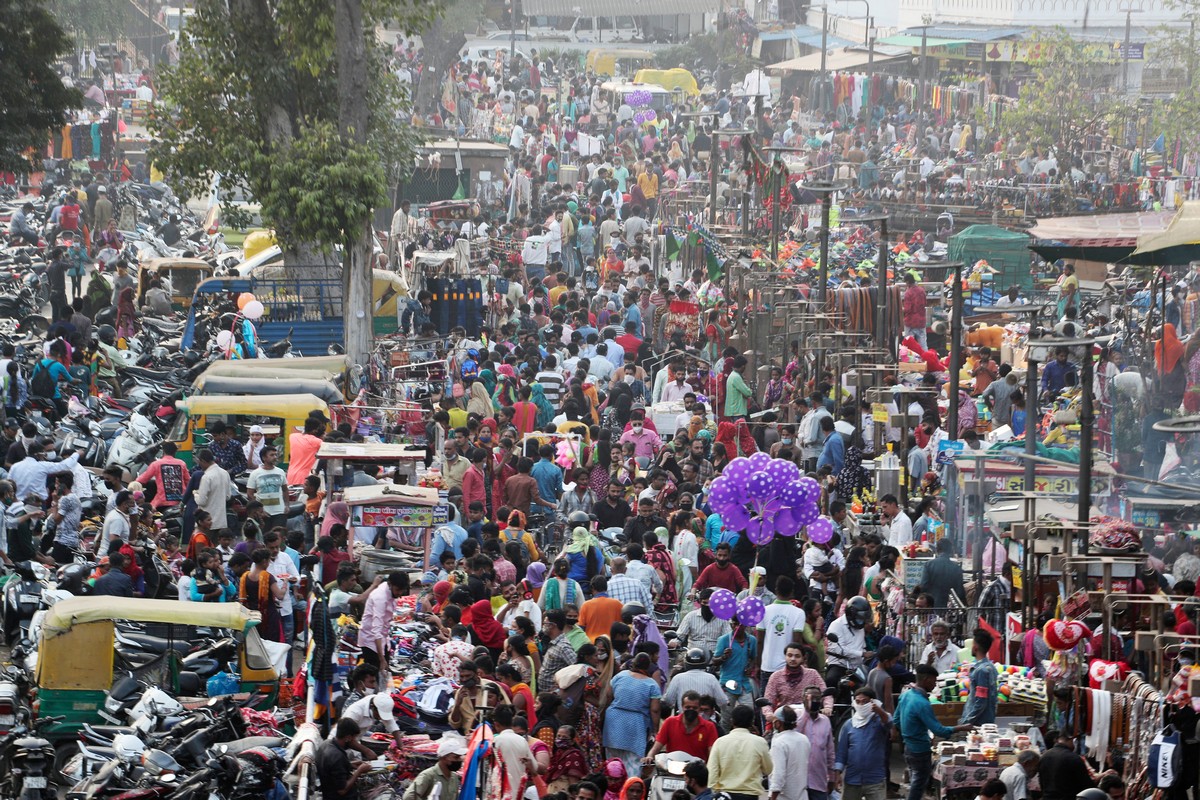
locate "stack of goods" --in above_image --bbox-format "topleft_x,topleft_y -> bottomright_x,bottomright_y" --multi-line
1089,518 -> 1141,554
936,663 -> 1046,705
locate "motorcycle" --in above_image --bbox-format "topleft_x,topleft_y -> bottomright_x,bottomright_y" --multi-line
1,562 -> 52,645
648,751 -> 700,800
0,715 -> 63,799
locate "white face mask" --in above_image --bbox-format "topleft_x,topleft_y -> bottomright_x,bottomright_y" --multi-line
851,700 -> 875,727
624,375 -> 635,384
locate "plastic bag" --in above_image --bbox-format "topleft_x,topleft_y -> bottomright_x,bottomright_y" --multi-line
206,671 -> 240,697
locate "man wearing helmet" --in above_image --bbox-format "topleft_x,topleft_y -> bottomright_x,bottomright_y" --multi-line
663,650 -> 725,714
825,596 -> 872,688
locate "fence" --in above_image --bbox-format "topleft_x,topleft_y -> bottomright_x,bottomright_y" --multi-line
883,602 -> 980,670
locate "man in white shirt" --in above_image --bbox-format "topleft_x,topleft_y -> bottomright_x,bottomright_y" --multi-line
881,494 -> 913,548
660,368 -> 693,403
9,446 -> 80,502
520,226 -> 550,283
546,210 -> 563,265
265,529 -> 301,646
491,705 -> 536,800
999,750 -> 1040,800
247,445 -> 288,530
756,576 -> 806,680
193,449 -> 231,534
797,397 -> 832,471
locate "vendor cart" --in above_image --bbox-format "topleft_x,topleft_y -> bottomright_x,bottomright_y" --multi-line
317,441 -> 426,492
342,484 -> 448,582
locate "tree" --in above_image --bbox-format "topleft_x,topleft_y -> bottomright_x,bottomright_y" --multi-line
149,0 -> 435,361
411,0 -> 486,116
995,29 -> 1123,153
46,0 -> 131,44
1143,3 -> 1200,164
0,0 -> 82,173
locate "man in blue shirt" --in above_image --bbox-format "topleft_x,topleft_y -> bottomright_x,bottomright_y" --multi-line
714,624 -> 758,725
960,627 -> 998,726
835,686 -> 892,799
816,416 -> 844,474
896,665 -> 971,800
530,444 -> 563,507
1039,347 -> 1077,399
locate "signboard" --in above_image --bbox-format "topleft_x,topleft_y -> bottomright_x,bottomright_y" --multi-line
1131,507 -> 1161,528
991,473 -> 1111,497
936,439 -> 965,466
353,504 -> 449,528
931,40 -> 1143,63
871,403 -> 890,424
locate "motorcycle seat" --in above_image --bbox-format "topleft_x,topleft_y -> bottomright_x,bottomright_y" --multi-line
120,365 -> 176,380
177,692 -> 252,710
222,736 -> 285,754
82,723 -> 136,740
115,631 -> 195,654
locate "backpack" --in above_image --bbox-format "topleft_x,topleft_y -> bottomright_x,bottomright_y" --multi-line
30,359 -> 56,399
59,203 -> 80,231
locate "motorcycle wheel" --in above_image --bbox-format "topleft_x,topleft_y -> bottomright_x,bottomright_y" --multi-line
52,742 -> 79,787
18,315 -> 49,338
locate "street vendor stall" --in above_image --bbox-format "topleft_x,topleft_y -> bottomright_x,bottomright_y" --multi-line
342,484 -> 448,582
317,441 -> 426,491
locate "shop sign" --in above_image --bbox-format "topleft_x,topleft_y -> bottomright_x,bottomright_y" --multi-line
354,504 -> 449,528
931,40 -> 1143,63
992,473 -> 1110,497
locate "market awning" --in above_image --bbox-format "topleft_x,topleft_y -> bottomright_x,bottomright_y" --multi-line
766,45 -> 907,73
874,34 -> 970,48
1026,208 -> 1196,265
756,24 -> 854,49
1132,201 -> 1200,256
522,0 -> 719,13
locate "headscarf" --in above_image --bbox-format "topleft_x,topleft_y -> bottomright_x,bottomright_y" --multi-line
619,777 -> 646,800
564,526 -> 599,555
631,614 -> 670,687
479,368 -> 497,395
469,599 -> 507,650
525,562 -> 547,589
1157,322 -> 1185,374
320,502 -> 350,538
602,760 -> 628,800
468,381 -> 492,418
531,383 -> 555,429
432,580 -> 452,611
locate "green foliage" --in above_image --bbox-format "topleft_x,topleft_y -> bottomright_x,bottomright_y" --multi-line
46,0 -> 131,43
149,0 -> 434,253
0,0 -> 82,173
655,30 -> 756,85
1143,2 -> 1200,156
996,28 -> 1122,151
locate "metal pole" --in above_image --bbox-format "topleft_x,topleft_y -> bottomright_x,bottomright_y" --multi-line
1079,342 -> 1095,543
770,159 -> 783,262
820,7 -> 828,80
818,191 -> 832,304
510,0 -> 516,61
947,260 -> 964,439
1024,354 -> 1038,492
919,25 -> 929,133
866,16 -> 875,101
709,113 -> 719,227
1123,9 -> 1132,95
876,218 -> 889,352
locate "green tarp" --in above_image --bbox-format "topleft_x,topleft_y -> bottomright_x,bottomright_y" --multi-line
948,224 -> 1034,291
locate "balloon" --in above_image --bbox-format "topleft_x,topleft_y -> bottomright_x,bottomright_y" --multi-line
764,458 -> 799,488
736,596 -> 766,626
748,452 -> 772,472
795,477 -> 821,504
806,516 -> 835,544
779,479 -> 809,508
237,292 -> 256,310
774,507 -> 803,537
707,476 -> 735,509
242,300 -> 265,320
1044,619 -> 1087,651
722,458 -> 753,490
215,330 -> 234,349
643,108 -> 656,122
745,518 -> 774,546
720,505 -> 751,531
747,471 -> 775,500
708,588 -> 738,621
791,501 -> 820,527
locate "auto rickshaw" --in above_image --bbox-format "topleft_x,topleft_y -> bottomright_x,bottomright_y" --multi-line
586,48 -> 654,77
33,596 -> 277,749
199,353 -> 352,378
137,258 -> 217,312
167,393 -> 331,468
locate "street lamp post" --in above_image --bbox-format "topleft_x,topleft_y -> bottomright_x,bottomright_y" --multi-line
1121,6 -> 1143,96
799,179 -> 848,306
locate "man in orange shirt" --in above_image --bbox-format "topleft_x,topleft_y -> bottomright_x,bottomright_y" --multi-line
578,575 -> 624,641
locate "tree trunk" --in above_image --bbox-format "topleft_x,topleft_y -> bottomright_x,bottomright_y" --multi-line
333,0 -> 374,364
413,16 -> 467,118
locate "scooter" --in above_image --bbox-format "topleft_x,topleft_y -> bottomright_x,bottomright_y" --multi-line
1,562 -> 52,646
648,751 -> 700,800
0,715 -> 63,799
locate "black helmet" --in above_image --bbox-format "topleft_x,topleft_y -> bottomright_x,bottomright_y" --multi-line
684,648 -> 709,668
845,596 -> 870,629
620,603 -> 646,622
97,324 -> 116,345
58,563 -> 91,595
567,510 -> 591,528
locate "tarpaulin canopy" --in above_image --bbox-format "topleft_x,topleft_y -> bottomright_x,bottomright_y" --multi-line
1026,208 -> 1200,265
1132,201 -> 1200,256
766,45 -> 907,73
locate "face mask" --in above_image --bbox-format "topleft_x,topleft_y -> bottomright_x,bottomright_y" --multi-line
851,700 -> 874,727
597,651 -> 609,661
448,760 -> 463,771
808,699 -> 822,715
631,425 -> 642,432
782,437 -> 793,445
680,504 -> 693,512
446,453 -> 457,461
624,375 -> 635,384
683,708 -> 699,722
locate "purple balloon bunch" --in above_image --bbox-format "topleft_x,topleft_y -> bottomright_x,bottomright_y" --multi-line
706,454 -> 822,547
626,89 -> 654,107
633,108 -> 658,126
